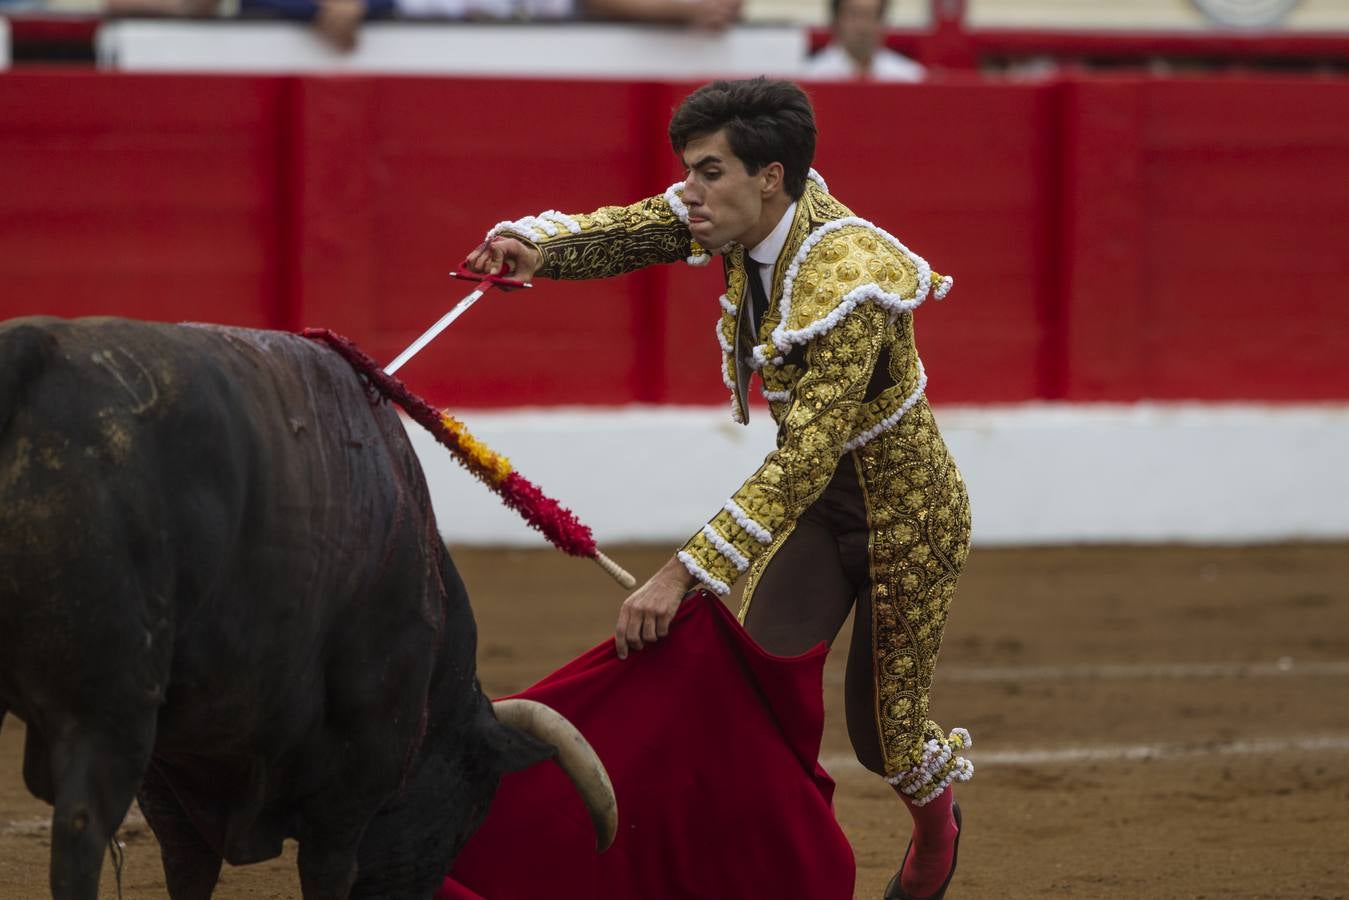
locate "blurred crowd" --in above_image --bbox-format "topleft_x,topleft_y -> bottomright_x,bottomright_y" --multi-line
0,0 -> 923,77
6,0 -> 1337,75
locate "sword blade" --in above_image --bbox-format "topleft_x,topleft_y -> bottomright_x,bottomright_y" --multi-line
384,285 -> 488,375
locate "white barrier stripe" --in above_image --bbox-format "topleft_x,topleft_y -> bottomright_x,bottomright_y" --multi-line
820,734 -> 1349,773
407,404 -> 1349,547
940,659 -> 1349,682
823,659 -> 1349,686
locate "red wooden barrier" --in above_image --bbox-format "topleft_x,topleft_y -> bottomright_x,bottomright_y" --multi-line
1,72 -> 1346,406
0,71 -> 290,330
1058,77 -> 1349,401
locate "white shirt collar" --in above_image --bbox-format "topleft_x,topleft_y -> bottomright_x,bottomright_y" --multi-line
747,201 -> 797,268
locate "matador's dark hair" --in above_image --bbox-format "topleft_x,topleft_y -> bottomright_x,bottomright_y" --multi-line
668,78 -> 817,201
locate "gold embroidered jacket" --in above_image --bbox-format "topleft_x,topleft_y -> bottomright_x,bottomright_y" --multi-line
492,176 -> 953,596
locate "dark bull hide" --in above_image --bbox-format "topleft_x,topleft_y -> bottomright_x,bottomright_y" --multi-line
0,317 -> 615,900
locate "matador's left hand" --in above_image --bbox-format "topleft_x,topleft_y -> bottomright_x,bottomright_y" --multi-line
614,556 -> 699,660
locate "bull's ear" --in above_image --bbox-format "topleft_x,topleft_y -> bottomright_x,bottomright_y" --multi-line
482,715 -> 557,775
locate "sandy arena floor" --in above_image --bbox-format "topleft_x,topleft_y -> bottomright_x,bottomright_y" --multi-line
3,543 -> 1348,899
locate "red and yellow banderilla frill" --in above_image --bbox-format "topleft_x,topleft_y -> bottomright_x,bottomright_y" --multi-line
302,328 -> 635,589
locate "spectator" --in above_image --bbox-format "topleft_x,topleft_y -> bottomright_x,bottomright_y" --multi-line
804,0 -> 923,82
238,0 -> 392,52
2,0 -> 217,12
396,0 -> 740,29
241,0 -> 741,56
583,0 -> 741,29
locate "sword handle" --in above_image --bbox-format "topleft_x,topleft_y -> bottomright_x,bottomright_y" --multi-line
450,262 -> 532,291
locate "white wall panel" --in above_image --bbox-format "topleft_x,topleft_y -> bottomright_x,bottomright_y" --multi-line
405,403 -> 1349,548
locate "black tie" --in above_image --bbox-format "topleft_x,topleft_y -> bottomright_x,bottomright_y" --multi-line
745,258 -> 771,334
731,257 -> 772,425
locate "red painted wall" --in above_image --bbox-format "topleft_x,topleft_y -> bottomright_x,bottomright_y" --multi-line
2,72 -> 1347,406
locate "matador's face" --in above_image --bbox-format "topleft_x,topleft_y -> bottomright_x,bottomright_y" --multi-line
679,129 -> 781,253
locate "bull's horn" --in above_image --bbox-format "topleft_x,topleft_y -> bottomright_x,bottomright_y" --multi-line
491,698 -> 618,852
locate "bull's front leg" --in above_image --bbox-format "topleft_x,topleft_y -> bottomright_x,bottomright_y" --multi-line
292,662 -> 432,900
137,760 -> 223,900
43,720 -> 156,900
297,838 -> 360,900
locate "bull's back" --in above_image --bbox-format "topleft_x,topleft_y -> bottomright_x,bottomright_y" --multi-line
1,316 -> 461,883
0,317 -> 441,746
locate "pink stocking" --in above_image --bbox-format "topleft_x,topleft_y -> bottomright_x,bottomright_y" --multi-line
895,785 -> 959,897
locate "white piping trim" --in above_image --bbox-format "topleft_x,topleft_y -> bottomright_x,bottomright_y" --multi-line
771,217 -> 933,353
539,210 -> 582,234
718,293 -> 737,315
701,524 -> 750,573
485,219 -> 529,242
715,316 -> 734,357
807,168 -> 828,193
841,357 -> 928,452
715,315 -> 738,415
677,550 -> 731,596
761,386 -> 791,403
750,344 -> 784,370
724,499 -> 772,545
933,274 -> 953,300
716,303 -> 740,420
486,214 -> 559,242
783,283 -> 927,357
665,182 -> 710,265
663,181 -> 690,224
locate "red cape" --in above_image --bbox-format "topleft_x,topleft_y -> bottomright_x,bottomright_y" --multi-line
438,591 -> 855,900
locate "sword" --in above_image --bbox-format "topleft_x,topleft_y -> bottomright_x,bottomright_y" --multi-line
384,262 -> 531,376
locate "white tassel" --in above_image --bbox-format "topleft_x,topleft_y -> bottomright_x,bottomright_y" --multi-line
934,274 -> 953,300
883,728 -> 975,804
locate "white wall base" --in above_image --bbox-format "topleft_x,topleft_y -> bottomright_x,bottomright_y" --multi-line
402,403 -> 1349,548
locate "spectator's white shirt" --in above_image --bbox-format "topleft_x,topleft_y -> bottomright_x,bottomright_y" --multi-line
803,43 -> 924,82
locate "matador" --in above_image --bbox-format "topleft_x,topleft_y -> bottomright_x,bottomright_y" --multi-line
466,78 -> 972,900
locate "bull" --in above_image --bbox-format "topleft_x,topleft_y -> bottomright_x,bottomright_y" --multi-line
0,316 -> 616,900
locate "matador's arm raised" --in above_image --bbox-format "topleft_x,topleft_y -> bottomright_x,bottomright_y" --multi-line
487,192 -> 699,281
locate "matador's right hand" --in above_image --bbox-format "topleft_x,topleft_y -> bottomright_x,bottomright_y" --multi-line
464,237 -> 542,284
